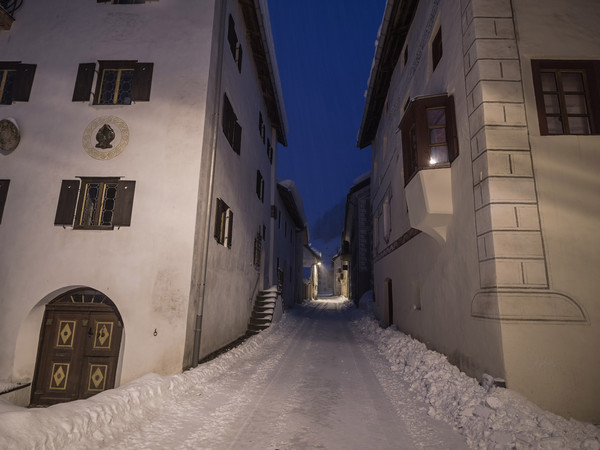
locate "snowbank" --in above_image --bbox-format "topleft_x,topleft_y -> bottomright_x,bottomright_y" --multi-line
353,291 -> 600,450
0,328 -> 276,450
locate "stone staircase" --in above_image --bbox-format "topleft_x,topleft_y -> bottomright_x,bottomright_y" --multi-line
247,288 -> 278,336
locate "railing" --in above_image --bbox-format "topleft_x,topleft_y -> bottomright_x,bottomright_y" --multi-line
0,0 -> 23,17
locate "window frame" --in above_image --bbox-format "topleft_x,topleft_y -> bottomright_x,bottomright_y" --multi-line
431,27 -> 443,72
54,178 -> 136,229
222,94 -> 242,154
399,94 -> 458,186
256,170 -> 264,203
72,60 -> 153,104
0,179 -> 9,224
227,15 -> 243,73
0,61 -> 36,104
258,112 -> 266,144
214,198 -> 233,248
266,138 -> 273,164
531,60 -> 600,135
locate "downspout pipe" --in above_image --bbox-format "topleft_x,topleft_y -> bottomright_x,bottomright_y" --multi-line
190,0 -> 227,367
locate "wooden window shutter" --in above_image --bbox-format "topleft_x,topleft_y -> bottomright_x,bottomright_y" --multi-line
228,15 -> 237,55
236,44 -> 243,72
54,180 -> 80,226
227,210 -> 233,248
131,63 -> 153,102
233,121 -> 242,154
256,171 -> 261,199
0,179 -> 9,224
113,180 -> 136,226
72,63 -> 96,102
13,64 -> 36,102
447,95 -> 459,163
214,198 -> 224,241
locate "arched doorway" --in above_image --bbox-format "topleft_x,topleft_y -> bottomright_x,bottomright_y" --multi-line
30,288 -> 123,406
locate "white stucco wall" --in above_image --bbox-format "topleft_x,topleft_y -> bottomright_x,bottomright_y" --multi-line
371,0 -> 505,380
0,0 -> 215,388
503,0 -> 600,421
368,0 -> 600,422
199,0 -> 282,358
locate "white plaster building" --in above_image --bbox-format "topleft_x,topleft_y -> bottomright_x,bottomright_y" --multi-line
341,173 -> 372,305
358,0 -> 600,422
0,0 -> 290,407
274,179 -> 308,308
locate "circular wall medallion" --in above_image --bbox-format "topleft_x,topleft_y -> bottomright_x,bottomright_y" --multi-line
0,118 -> 20,152
82,116 -> 129,160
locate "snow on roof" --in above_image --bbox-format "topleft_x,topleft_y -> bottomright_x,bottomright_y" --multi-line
277,179 -> 308,229
353,170 -> 371,186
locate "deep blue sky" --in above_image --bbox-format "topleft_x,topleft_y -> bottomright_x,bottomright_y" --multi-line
268,1 -> 385,231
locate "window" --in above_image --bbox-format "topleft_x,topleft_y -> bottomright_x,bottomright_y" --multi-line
258,112 -> 265,143
228,15 -> 243,73
399,94 -> 458,185
0,179 -> 9,224
0,62 -> 36,104
72,60 -> 153,104
432,27 -> 442,72
54,178 -> 136,229
222,94 -> 242,154
214,198 -> 233,248
266,138 -> 273,164
256,170 -> 264,203
531,60 -> 600,135
253,233 -> 262,267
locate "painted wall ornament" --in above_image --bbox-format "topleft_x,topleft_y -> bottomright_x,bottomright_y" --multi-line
83,116 -> 129,160
95,124 -> 116,149
0,118 -> 20,152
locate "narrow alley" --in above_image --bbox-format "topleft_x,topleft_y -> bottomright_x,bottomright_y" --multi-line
91,298 -> 469,449
0,298 -> 469,449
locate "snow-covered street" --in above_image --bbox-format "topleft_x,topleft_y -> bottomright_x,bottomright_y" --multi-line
1,296 -> 598,449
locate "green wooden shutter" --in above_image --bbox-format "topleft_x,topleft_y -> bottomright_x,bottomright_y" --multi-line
72,63 -> 95,102
0,179 -> 10,224
113,180 -> 136,227
54,180 -> 80,226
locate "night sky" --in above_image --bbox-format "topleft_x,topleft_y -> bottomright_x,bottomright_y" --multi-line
268,1 -> 385,234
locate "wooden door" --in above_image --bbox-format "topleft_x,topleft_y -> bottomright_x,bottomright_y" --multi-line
31,302 -> 122,406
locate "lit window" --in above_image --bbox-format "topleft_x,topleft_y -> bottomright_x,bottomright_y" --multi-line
399,94 -> 458,185
531,60 -> 599,135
